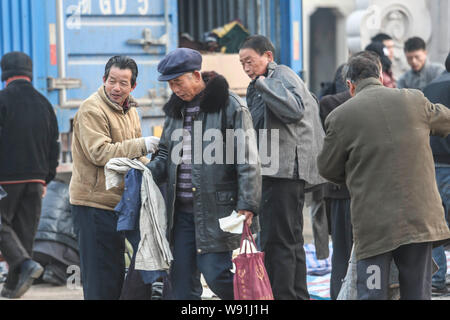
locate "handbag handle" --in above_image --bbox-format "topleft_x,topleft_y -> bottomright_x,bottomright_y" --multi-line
239,223 -> 257,254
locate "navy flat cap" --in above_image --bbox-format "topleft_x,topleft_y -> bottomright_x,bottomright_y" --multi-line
158,48 -> 202,81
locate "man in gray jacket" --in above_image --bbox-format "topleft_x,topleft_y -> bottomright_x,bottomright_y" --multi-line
239,35 -> 325,300
398,37 -> 445,91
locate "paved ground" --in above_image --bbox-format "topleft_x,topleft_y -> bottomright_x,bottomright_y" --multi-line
0,206 -> 448,300
0,283 -> 84,300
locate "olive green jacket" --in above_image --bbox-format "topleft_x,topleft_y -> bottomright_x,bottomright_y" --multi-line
318,78 -> 450,261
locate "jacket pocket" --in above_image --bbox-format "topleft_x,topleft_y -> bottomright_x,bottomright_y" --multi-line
92,168 -> 100,191
215,182 -> 238,205
93,168 -> 106,192
214,182 -> 238,221
216,190 -> 238,205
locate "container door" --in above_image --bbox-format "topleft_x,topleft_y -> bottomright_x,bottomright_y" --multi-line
54,0 -> 177,112
0,0 -> 49,92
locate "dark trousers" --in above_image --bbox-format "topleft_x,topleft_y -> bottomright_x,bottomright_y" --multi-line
259,177 -> 309,300
0,183 -> 43,289
120,253 -> 153,300
356,242 -> 433,300
72,205 -> 125,300
328,198 -> 353,300
171,210 -> 234,300
0,183 -> 43,268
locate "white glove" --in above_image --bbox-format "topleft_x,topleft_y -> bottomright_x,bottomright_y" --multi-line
144,136 -> 160,154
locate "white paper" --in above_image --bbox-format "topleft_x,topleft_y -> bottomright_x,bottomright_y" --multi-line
219,210 -> 245,234
241,239 -> 258,253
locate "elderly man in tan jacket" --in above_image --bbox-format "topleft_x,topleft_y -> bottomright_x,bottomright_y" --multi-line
69,56 -> 159,300
318,51 -> 450,300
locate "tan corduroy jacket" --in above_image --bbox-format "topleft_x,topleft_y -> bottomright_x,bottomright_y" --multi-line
69,86 -> 149,211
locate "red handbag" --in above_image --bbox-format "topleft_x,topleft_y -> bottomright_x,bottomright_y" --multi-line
233,223 -> 274,300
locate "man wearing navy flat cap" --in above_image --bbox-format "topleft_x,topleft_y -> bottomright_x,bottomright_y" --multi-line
157,48 -> 203,81
147,48 -> 261,300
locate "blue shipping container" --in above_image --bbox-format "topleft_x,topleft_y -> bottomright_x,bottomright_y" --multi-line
1,0 -> 178,171
1,0 -> 178,129
1,0 -> 303,172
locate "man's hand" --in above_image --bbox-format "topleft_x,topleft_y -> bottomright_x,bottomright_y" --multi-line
238,210 -> 254,226
144,136 -> 160,154
42,186 -> 47,199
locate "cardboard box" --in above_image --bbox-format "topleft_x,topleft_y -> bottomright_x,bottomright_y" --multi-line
201,53 -> 250,97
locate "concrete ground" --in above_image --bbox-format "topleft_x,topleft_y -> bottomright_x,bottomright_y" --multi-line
0,283 -> 84,300
0,206 -> 448,300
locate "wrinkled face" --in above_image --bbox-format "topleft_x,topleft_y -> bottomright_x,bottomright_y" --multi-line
103,66 -> 136,106
383,39 -> 395,61
405,49 -> 427,72
239,48 -> 273,80
168,72 -> 203,102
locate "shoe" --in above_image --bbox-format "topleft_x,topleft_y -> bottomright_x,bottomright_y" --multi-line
432,285 -> 448,296
42,266 -> 65,286
151,281 -> 164,300
9,260 -> 43,299
1,286 -> 13,298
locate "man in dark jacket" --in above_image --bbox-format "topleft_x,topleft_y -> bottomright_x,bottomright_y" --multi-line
319,70 -> 352,299
318,52 -> 450,300
0,52 -> 59,298
423,52 -> 450,296
147,48 -> 261,300
239,35 -> 325,300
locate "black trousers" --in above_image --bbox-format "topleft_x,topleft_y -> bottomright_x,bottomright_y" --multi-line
259,177 -> 309,300
328,198 -> 353,300
0,183 -> 43,290
72,205 -> 125,300
356,242 -> 433,300
120,253 -> 153,300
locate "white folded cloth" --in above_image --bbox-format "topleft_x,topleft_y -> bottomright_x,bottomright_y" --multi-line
105,158 -> 173,272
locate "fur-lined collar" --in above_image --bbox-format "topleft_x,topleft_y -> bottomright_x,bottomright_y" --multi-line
163,71 -> 229,119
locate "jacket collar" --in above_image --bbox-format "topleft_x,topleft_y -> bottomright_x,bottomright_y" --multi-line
267,61 -> 278,78
249,61 -> 277,86
97,86 -> 138,113
163,71 -> 229,119
355,77 -> 383,95
5,78 -> 31,87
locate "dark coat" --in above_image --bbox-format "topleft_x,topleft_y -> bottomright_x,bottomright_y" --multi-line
423,72 -> 450,164
35,181 -> 78,251
317,78 -> 450,261
319,90 -> 352,199
0,80 -> 59,184
147,73 -> 261,253
116,169 -> 142,232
